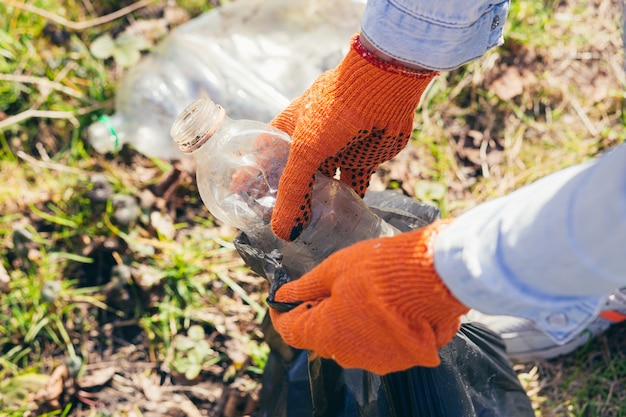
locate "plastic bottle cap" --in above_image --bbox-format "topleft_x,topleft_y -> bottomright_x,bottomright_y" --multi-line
171,98 -> 226,154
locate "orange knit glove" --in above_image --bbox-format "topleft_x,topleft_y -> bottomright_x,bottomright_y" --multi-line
270,34 -> 438,241
269,219 -> 469,375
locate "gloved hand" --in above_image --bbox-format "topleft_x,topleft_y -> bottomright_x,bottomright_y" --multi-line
270,33 -> 438,241
269,219 -> 469,375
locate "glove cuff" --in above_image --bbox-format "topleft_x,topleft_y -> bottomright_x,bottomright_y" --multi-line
333,34 -> 438,121
350,33 -> 438,79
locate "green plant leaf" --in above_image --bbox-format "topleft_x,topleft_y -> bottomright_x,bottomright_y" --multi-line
188,324 -> 205,341
90,32 -> 152,68
112,33 -> 152,68
184,363 -> 201,381
116,32 -> 152,52
188,349 -> 203,364
174,335 -> 195,352
195,340 -> 213,358
112,46 -> 141,69
89,34 -> 116,59
171,357 -> 190,373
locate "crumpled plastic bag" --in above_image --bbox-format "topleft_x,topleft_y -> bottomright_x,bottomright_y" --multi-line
87,0 -> 365,159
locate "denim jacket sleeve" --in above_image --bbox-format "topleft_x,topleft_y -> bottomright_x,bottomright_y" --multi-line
361,0 -> 511,70
434,143 -> 626,343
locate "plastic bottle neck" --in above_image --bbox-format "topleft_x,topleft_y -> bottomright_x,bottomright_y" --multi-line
171,98 -> 226,154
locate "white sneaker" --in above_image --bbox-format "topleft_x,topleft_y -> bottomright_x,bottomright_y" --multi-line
465,289 -> 626,362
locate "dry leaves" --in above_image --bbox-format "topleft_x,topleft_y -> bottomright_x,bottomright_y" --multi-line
489,66 -> 525,101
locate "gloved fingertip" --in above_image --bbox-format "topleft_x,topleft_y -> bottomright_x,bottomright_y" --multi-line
421,354 -> 442,368
289,223 -> 304,241
270,222 -> 290,242
271,215 -> 306,242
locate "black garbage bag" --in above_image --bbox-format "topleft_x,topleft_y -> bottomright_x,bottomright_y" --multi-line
306,320 -> 534,417
234,191 -> 534,417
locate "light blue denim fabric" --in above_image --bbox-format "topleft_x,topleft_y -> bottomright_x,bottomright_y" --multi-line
361,0 -> 510,70
435,143 -> 626,343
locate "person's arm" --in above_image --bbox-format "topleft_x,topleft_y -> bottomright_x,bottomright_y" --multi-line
270,143 -> 626,374
435,143 -> 626,343
361,0 -> 510,71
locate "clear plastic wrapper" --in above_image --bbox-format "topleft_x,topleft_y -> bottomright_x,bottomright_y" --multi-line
87,0 -> 365,159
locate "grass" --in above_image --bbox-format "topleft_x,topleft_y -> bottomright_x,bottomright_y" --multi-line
412,0 -> 625,216
1,2 -> 269,414
0,0 -> 625,415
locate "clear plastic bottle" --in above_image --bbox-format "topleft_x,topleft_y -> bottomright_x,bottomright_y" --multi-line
170,97 -> 399,277
87,0 -> 365,160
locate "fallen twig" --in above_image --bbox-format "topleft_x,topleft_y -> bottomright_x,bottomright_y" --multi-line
567,94 -> 599,137
33,62 -> 80,111
5,0 -> 154,31
0,73 -> 83,99
17,150 -> 91,175
0,109 -> 79,131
